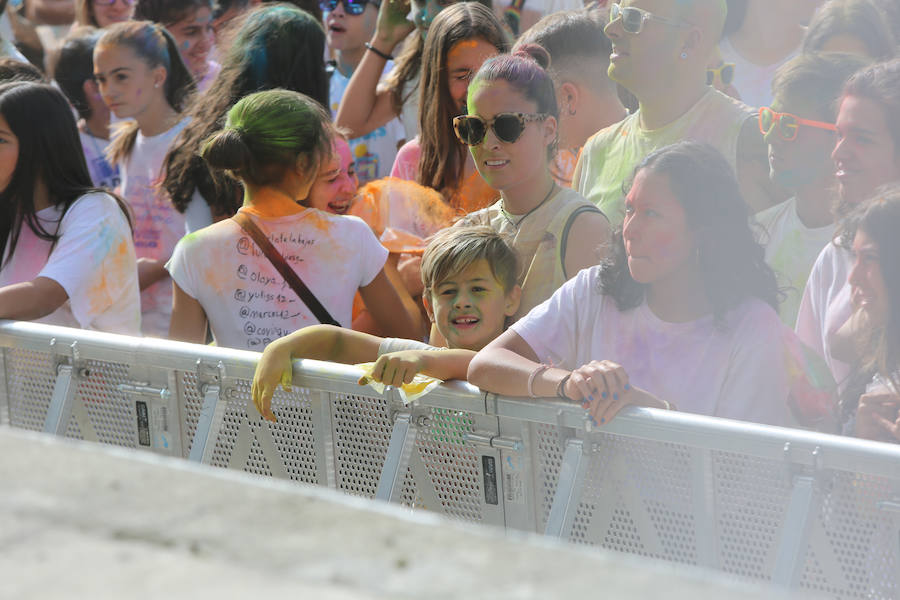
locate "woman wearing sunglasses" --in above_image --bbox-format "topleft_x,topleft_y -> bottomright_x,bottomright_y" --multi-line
76,0 -> 135,28
754,53 -> 867,327
470,141 -> 798,429
455,45 -> 609,322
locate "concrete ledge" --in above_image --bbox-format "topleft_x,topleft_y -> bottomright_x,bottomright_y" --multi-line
0,427 -> 808,599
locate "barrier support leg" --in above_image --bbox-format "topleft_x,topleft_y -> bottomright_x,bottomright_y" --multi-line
188,383 -> 225,464
43,364 -> 77,435
544,438 -> 589,539
375,412 -> 417,502
771,472 -> 823,587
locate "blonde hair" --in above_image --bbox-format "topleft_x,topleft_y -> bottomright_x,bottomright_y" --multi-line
421,226 -> 518,296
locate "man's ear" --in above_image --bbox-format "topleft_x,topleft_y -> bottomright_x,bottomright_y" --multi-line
422,291 -> 436,323
504,284 -> 522,317
558,81 -> 579,116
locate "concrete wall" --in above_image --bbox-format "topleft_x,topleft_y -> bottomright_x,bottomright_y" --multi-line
0,427 -> 812,599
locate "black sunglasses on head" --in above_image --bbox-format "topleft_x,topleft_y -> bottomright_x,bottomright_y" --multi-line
319,0 -> 379,15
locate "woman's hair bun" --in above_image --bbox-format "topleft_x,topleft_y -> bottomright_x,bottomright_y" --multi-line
200,127 -> 253,175
512,43 -> 551,71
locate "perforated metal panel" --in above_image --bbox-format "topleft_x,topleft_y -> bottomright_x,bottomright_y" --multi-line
400,408 -> 486,522
713,450 -> 789,579
332,393 -> 393,497
191,377 -> 323,483
5,347 -> 56,431
799,472 -> 900,599
72,359 -> 136,446
534,423 -> 565,531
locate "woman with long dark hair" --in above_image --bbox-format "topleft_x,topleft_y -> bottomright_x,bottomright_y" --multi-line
162,4 -> 328,225
0,82 -> 139,333
470,141 -> 801,427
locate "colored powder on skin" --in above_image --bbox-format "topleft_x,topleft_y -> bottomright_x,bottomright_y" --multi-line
447,39 -> 480,62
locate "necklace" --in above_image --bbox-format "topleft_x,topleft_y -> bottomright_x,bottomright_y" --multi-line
499,181 -> 557,230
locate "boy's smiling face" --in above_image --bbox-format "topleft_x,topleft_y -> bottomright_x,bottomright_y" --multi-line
424,258 -> 520,350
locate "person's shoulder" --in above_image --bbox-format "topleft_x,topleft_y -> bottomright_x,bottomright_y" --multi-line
754,197 -> 795,230
728,297 -> 784,340
396,137 -> 421,156
708,88 -> 755,119
582,114 -> 634,152
64,192 -> 126,224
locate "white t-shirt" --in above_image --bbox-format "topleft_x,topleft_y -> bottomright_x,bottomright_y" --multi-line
166,208 -> 388,351
330,65 -> 405,185
510,266 -> 792,426
796,242 -> 853,389
718,36 -> 799,109
0,192 -> 140,335
120,118 -> 189,337
754,197 -> 833,327
79,131 -> 120,190
184,189 -> 214,234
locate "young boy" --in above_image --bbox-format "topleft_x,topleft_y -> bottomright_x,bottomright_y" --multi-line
252,226 -> 521,421
324,0 -> 404,184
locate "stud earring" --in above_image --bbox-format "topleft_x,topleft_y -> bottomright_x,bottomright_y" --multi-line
680,52 -> 688,59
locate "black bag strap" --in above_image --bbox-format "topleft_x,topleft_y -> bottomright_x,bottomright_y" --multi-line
232,211 -> 340,327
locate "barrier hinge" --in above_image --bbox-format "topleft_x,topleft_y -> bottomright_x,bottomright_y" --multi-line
464,430 -> 522,452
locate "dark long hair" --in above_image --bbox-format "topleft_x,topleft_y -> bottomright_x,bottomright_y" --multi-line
99,21 -> 197,165
161,4 -> 327,216
802,0 -> 896,61
0,82 -> 130,267
134,0 -> 213,24
598,141 -> 779,325
415,2 -> 509,195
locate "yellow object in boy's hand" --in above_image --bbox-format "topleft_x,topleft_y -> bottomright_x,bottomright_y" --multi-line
356,360 -> 442,405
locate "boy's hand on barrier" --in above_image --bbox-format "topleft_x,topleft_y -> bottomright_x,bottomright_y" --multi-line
361,351 -> 427,388
251,343 -> 293,423
565,360 -> 632,426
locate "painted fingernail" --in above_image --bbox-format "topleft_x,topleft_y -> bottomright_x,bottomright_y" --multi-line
588,394 -> 595,403
600,417 -> 605,424
624,383 -> 631,390
601,391 -> 608,399
590,416 -> 598,425
613,393 -> 618,401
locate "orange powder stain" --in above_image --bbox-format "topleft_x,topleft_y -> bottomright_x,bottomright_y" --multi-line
451,173 -> 499,215
447,39 -> 481,61
351,177 -> 456,239
86,238 -> 132,315
300,208 -> 335,233
240,204 -> 305,219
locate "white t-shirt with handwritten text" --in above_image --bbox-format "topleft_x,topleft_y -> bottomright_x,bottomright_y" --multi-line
0,193 -> 140,335
166,208 -> 388,350
120,118 -> 189,337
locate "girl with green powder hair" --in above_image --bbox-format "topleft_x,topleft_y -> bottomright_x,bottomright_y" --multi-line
166,89 -> 421,349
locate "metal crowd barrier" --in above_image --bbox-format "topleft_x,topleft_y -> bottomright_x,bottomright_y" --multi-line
1,320 -> 899,598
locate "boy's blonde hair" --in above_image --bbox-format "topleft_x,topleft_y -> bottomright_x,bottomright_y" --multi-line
421,226 -> 519,296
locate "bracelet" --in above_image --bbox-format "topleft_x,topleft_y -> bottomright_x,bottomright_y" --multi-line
527,363 -> 550,398
364,42 -> 393,61
556,373 -> 571,400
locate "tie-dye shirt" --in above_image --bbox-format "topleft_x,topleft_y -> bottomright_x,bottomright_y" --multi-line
166,207 -> 388,351
0,193 -> 140,334
512,265 -> 796,426
573,88 -> 752,225
754,197 -> 833,327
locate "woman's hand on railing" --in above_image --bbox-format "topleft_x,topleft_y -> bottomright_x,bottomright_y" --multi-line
562,360 -> 671,426
855,391 -> 900,443
252,341 -> 294,423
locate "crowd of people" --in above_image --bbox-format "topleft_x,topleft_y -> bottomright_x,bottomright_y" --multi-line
0,0 -> 898,444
